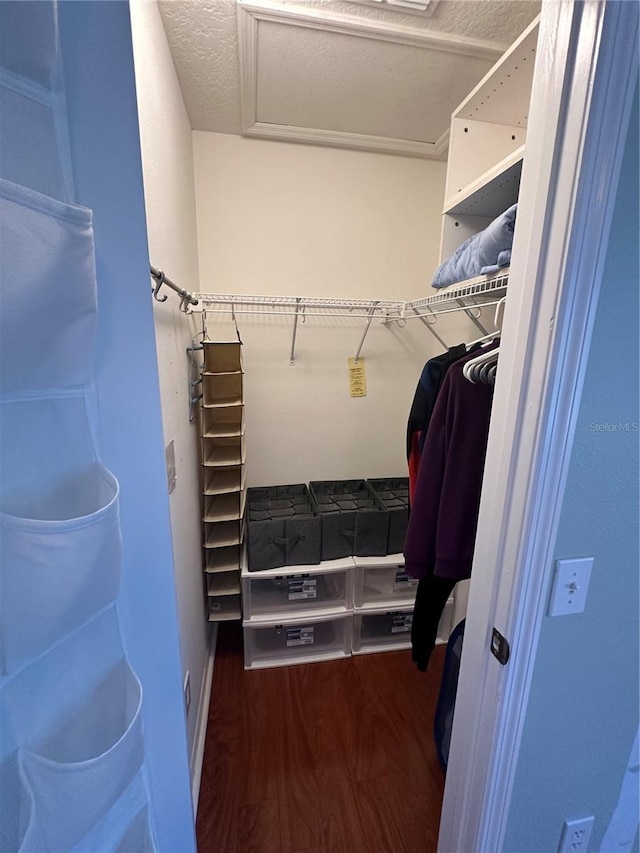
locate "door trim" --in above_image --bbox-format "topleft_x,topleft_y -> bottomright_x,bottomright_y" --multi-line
438,2 -> 639,851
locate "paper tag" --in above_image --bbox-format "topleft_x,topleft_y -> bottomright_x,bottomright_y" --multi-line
348,357 -> 367,397
394,570 -> 419,591
286,627 -> 315,647
288,578 -> 317,600
389,612 -> 413,633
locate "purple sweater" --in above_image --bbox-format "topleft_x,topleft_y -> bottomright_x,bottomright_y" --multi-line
403,345 -> 497,580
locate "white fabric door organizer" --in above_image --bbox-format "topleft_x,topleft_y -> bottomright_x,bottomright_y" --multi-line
0,2 -> 157,849
0,608 -> 145,852
0,179 -> 120,675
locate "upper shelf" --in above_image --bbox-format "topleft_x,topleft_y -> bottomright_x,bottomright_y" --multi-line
410,269 -> 509,312
453,16 -> 539,127
444,146 -> 524,217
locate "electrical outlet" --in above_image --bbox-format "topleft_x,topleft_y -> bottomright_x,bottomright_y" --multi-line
184,670 -> 191,716
558,816 -> 594,853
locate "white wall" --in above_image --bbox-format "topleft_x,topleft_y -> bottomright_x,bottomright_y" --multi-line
193,133 -> 445,302
504,82 -> 639,853
192,134 -> 473,487
129,0 -> 210,795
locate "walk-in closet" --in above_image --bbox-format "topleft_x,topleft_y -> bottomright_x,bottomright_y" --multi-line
1,1 -> 637,851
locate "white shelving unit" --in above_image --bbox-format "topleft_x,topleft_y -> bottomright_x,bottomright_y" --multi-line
440,16 -> 539,262
200,323 -> 246,622
435,15 -> 540,640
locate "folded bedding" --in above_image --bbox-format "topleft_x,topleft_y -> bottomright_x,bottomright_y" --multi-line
432,204 -> 517,289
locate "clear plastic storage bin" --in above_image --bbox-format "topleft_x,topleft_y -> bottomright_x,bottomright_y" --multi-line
352,606 -> 414,654
242,558 -> 353,620
353,555 -> 418,608
243,612 -> 352,669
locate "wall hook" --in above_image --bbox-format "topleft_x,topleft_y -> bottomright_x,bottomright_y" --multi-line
152,269 -> 169,303
179,292 -> 193,314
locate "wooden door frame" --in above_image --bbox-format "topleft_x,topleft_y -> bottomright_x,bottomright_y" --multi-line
439,2 -> 639,851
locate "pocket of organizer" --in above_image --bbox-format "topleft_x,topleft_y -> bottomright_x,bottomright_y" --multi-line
113,805 -> 156,853
0,0 -> 75,201
0,463 -> 121,674
18,658 -> 144,853
0,71 -> 71,202
69,772 -> 156,853
0,180 -> 96,395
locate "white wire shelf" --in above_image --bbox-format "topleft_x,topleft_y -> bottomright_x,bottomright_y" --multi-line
408,270 -> 509,312
197,270 -> 509,319
161,266 -> 510,361
198,293 -> 405,310
197,293 -> 406,321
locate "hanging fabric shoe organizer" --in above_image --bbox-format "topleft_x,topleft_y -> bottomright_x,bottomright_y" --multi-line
0,3 -> 156,850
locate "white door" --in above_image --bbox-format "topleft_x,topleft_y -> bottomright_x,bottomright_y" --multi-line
439,2 -> 639,850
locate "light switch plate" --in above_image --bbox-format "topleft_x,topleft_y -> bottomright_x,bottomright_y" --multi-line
548,557 -> 593,617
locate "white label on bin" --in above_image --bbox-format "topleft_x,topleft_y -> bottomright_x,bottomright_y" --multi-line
394,570 -> 419,591
288,578 -> 317,600
389,613 -> 413,633
286,627 -> 315,647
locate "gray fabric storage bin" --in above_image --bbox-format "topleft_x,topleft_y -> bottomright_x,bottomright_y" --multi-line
309,480 -> 389,560
367,477 -> 409,555
247,485 -> 321,572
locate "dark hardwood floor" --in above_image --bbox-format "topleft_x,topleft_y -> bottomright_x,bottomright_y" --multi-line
196,623 -> 446,853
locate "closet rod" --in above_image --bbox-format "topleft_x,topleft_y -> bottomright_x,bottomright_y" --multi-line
150,265 -> 199,313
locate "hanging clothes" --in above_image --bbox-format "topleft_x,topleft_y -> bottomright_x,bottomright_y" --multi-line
405,342 -> 498,670
405,344 -> 467,505
405,342 -> 498,581
411,574 -> 456,672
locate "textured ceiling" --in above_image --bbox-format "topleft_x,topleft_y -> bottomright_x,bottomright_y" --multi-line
158,0 -> 540,154
255,22 -> 494,143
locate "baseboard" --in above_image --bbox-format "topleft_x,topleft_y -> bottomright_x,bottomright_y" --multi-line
190,623 -> 218,818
